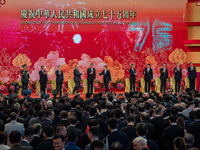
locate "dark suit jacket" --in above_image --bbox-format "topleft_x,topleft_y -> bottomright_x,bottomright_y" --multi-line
42,119 -> 54,129
56,119 -> 70,128
160,68 -> 168,80
87,68 -> 96,82
0,112 -> 8,124
106,130 -> 128,150
30,136 -> 44,150
173,67 -> 182,80
10,144 -> 32,150
74,68 -> 82,82
37,139 -> 53,150
20,140 -> 33,150
143,68 -> 153,81
141,120 -> 154,140
188,121 -> 200,148
129,68 -> 136,81
121,125 -> 137,143
99,70 -> 111,83
39,70 -> 47,83
66,126 -> 81,144
162,125 -> 184,150
20,70 -> 30,83
187,67 -> 197,80
55,70 -> 64,83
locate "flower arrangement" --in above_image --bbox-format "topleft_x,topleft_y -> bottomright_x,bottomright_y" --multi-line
116,82 -> 125,89
47,84 -> 52,90
180,80 -> 185,90
0,85 -> 7,91
135,80 -> 141,89
166,81 -> 171,88
93,80 -> 102,89
151,80 -> 156,87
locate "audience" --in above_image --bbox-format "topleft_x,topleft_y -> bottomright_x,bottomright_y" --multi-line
0,88 -> 200,150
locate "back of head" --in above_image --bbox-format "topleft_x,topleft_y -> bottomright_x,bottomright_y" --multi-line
43,126 -> 54,138
194,109 -> 200,119
10,112 -> 17,120
69,115 -> 77,125
133,137 -> 147,149
184,133 -> 194,145
0,132 -> 6,143
67,131 -> 77,142
108,118 -> 117,130
89,126 -> 99,137
24,127 -> 34,138
174,137 -> 186,150
32,123 -> 42,134
136,123 -> 147,136
169,114 -> 177,123
90,140 -> 105,150
9,131 -> 21,144
110,142 -> 123,150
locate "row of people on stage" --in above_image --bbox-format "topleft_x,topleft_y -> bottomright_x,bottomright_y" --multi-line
20,62 -> 197,95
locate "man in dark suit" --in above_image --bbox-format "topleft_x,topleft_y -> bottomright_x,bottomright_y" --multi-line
20,64 -> 30,90
9,131 -> 32,150
20,128 -> 34,150
135,123 -> 159,150
160,63 -> 168,93
73,65 -> 83,94
150,107 -> 164,150
30,124 -> 44,150
187,62 -> 197,91
140,112 -> 154,140
173,63 -> 182,93
66,116 -> 81,145
42,109 -> 54,129
129,64 -> 137,92
104,118 -> 128,150
39,66 -> 48,94
121,116 -> 137,143
162,115 -> 184,150
99,65 -> 111,93
37,126 -> 54,150
55,65 -> 64,96
143,64 -> 153,93
87,63 -> 96,94
188,109 -> 200,148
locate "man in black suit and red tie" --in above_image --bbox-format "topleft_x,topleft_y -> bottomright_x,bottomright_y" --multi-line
173,63 -> 182,93
99,65 -> 111,93
143,64 -> 153,93
87,63 -> 96,94
39,66 -> 48,94
73,65 -> 83,94
129,64 -> 137,92
187,62 -> 197,91
55,65 -> 64,96
160,63 -> 168,93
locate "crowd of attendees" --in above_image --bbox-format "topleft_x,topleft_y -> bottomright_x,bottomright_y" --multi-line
0,88 -> 200,150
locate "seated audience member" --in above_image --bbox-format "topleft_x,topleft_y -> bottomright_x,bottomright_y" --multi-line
64,131 -> 82,150
9,131 -> 31,150
0,131 -> 10,150
53,134 -> 65,150
20,127 -> 34,149
37,126 -> 54,150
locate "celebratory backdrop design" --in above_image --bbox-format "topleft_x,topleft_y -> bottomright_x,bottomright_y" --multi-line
0,0 -> 189,87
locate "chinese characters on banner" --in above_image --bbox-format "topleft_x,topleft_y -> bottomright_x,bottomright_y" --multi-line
21,9 -> 136,20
